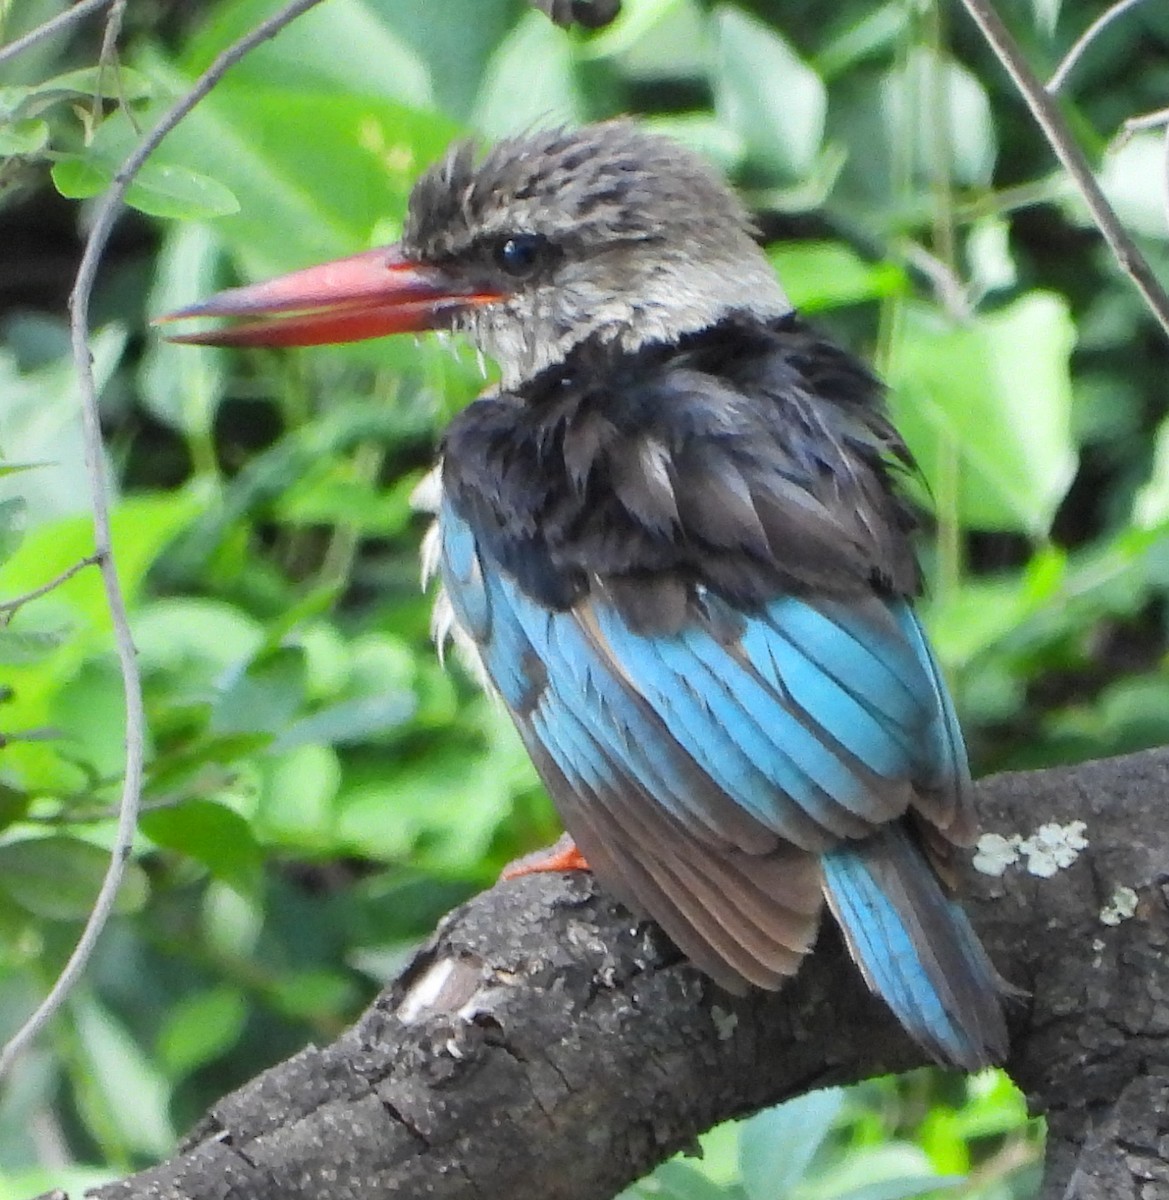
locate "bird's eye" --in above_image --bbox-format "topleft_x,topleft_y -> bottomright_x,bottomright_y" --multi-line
494,234 -> 547,278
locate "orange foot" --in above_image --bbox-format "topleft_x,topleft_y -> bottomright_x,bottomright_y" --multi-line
501,833 -> 590,880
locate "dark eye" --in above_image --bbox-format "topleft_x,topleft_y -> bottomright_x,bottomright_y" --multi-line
494,234 -> 546,277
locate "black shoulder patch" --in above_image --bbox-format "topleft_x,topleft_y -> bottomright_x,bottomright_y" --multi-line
441,314 -> 921,632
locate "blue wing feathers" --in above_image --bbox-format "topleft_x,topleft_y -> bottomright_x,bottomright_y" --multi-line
822,827 -> 1006,1069
738,617 -> 915,783
598,606 -> 873,842
438,500 -> 1004,1066
892,606 -> 974,833
760,601 -> 926,755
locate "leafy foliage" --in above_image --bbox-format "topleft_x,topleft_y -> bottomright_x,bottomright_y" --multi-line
1,0 -> 1167,1195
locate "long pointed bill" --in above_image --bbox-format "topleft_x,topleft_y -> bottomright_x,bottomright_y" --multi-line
156,245 -> 503,348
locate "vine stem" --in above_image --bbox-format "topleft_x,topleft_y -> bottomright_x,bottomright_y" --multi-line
0,0 -> 332,1082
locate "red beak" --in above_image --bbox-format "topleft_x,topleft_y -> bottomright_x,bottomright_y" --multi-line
156,244 -> 503,348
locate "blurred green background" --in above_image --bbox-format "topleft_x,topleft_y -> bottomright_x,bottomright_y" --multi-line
2,0 -> 1169,1195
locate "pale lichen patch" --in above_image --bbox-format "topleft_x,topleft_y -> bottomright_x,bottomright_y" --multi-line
1099,885 -> 1139,926
973,821 -> 1088,878
710,1006 -> 738,1041
973,833 -> 1019,877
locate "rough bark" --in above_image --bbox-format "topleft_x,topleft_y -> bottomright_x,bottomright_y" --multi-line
44,748 -> 1169,1200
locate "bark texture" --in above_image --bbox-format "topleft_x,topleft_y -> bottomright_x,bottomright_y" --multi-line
47,748 -> 1169,1200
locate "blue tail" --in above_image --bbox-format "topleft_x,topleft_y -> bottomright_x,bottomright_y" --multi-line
822,826 -> 1007,1069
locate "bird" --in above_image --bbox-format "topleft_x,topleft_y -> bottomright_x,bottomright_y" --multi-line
163,120 -> 1009,1070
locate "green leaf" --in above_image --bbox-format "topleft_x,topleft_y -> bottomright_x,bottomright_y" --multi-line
52,157 -> 239,220
645,114 -> 745,174
0,785 -> 30,834
210,646 -> 307,738
274,691 -> 417,752
627,1161 -> 744,1200
179,0 -> 432,107
880,50 -> 996,187
0,1169 -> 117,1200
0,494 -> 201,643
0,627 -> 68,665
826,1176 -> 963,1200
815,5 -> 909,79
0,119 -> 48,156
0,321 -> 126,522
474,12 -> 583,138
28,65 -> 154,103
134,597 -> 262,686
140,800 -> 263,894
335,704 -> 531,870
139,222 -> 229,436
50,656 -> 131,777
156,985 -> 248,1078
123,163 -> 241,221
713,7 -> 826,180
0,837 -> 147,921
769,242 -> 906,311
136,54 -> 460,277
739,1089 -> 845,1200
1100,133 -> 1169,241
587,0 -> 710,80
0,463 -> 50,478
268,968 -> 359,1022
795,1143 -> 958,1200
888,293 -> 1078,534
71,994 -> 175,1157
255,743 -> 341,848
0,497 -> 26,566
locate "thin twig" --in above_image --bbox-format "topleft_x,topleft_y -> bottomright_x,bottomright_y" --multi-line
0,0 -> 333,1082
900,240 -> 973,321
0,554 -> 100,619
957,0 -> 1169,342
1117,105 -> 1169,149
0,0 -> 114,69
1047,0 -> 1149,94
93,0 -> 132,131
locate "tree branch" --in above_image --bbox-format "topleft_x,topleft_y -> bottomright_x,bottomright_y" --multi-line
0,0 -> 114,69
57,747 -> 1169,1200
956,0 -> 1169,342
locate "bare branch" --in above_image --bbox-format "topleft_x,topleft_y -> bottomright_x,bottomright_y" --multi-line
0,0 -> 333,1083
71,747 -> 1169,1200
1117,104 -> 1169,147
1046,0 -> 1149,95
957,0 -> 1169,342
0,0 -> 114,69
0,553 -> 100,619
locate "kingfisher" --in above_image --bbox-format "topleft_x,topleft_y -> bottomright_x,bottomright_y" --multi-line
165,121 -> 1008,1069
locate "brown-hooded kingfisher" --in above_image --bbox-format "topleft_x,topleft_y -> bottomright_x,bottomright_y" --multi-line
164,121 -> 1008,1070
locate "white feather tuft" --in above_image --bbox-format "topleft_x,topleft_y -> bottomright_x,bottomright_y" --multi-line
410,463 -> 443,514
419,520 -> 442,590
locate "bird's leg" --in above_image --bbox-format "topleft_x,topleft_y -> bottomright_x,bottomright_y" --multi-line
501,832 -> 591,879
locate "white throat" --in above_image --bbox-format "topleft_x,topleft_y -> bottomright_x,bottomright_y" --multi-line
469,251 -> 792,389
